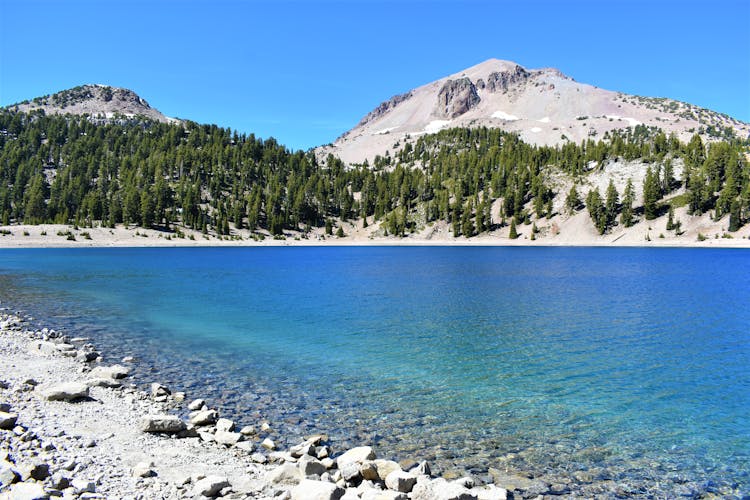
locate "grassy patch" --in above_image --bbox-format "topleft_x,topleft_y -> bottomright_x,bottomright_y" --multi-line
664,193 -> 689,209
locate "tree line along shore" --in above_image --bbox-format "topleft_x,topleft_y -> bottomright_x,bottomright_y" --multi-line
1,110 -> 748,244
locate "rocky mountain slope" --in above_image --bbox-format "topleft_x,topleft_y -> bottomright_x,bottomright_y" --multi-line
319,59 -> 750,165
4,84 -> 175,124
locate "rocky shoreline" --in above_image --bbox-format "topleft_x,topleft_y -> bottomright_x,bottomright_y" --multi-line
0,309 -> 515,499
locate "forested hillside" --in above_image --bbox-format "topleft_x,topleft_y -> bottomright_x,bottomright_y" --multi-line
1,109 -> 748,239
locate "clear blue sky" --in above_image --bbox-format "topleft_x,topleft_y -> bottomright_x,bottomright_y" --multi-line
1,0 -> 748,150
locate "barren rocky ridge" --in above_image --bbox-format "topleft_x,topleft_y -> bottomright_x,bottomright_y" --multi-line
5,85 -> 174,124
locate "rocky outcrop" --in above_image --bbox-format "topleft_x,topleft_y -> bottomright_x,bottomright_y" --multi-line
353,91 -> 414,129
484,65 -> 530,93
436,78 -> 480,118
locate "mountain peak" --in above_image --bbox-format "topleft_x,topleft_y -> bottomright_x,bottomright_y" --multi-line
319,59 -> 749,165
5,84 -> 174,123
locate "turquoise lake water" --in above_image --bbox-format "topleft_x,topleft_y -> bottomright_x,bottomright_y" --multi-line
0,247 -> 748,496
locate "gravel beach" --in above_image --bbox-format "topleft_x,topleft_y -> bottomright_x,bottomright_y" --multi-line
0,309 -> 512,499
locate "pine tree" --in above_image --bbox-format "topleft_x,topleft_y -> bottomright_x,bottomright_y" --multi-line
666,205 -> 675,231
586,188 -> 606,234
565,185 -> 582,213
729,199 -> 741,232
620,178 -> 635,227
605,179 -> 619,228
643,167 -> 661,220
509,218 -> 519,239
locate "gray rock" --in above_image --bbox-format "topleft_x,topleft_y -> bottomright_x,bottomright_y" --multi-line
132,461 -> 156,478
265,462 -> 303,487
20,461 -> 50,481
410,461 -> 431,476
360,491 -> 408,500
43,382 -> 89,402
436,77 -> 480,119
71,478 -> 96,494
139,415 -> 187,433
0,411 -> 18,429
239,425 -> 256,436
298,455 -> 327,477
8,481 -> 49,499
235,441 -> 255,453
261,437 -> 276,450
190,409 -> 218,426
385,470 -> 417,493
0,463 -> 19,486
215,417 -> 234,432
373,460 -> 401,481
84,378 -> 121,388
198,431 -> 214,442
291,479 -> 345,500
336,446 -> 376,469
473,485 -> 508,500
191,475 -> 230,497
411,478 -> 477,500
454,477 -> 475,489
214,430 -> 243,446
77,350 -> 99,362
122,356 -> 135,363
89,364 -> 130,379
340,462 -> 361,483
150,383 -> 171,397
251,453 -> 268,464
0,402 -> 10,412
173,391 -> 185,402
49,472 -> 70,490
187,398 -> 206,411
290,442 -> 316,458
359,461 -> 379,481
487,468 -> 537,492
176,424 -> 199,439
29,340 -> 73,356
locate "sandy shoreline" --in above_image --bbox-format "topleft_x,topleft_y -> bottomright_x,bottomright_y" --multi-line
1,220 -> 749,249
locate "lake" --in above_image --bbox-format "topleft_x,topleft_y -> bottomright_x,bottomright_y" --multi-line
1,247 -> 748,496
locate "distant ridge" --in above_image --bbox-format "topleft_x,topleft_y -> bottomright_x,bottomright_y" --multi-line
4,84 -> 176,124
319,58 -> 750,165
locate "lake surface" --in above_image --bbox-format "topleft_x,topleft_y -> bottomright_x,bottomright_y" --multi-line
1,247 -> 748,496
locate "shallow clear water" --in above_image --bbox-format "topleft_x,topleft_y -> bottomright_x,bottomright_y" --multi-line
1,247 -> 748,496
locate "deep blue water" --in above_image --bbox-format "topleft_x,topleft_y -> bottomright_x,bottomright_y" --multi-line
1,247 -> 748,496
